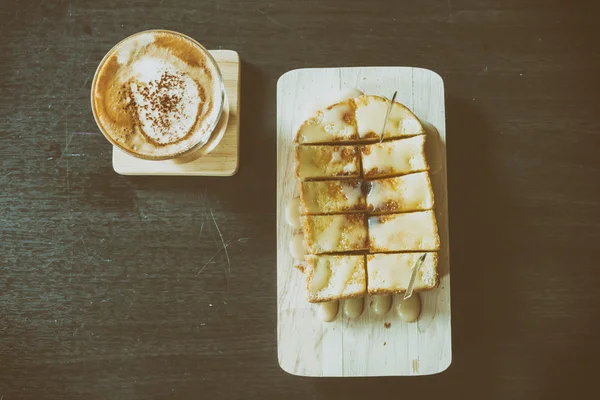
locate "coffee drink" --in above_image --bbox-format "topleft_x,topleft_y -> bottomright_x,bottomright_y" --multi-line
92,30 -> 224,159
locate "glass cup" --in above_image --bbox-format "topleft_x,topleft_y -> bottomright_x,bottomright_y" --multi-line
91,29 -> 225,161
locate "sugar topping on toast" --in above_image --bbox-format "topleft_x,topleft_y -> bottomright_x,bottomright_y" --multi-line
295,145 -> 360,180
295,95 -> 424,144
305,255 -> 367,303
302,214 -> 368,254
366,172 -> 434,213
368,211 -> 440,252
289,92 -> 441,307
367,253 -> 439,295
300,179 -> 366,214
361,135 -> 428,178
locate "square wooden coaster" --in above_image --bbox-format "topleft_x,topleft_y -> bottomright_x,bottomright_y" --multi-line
112,50 -> 240,176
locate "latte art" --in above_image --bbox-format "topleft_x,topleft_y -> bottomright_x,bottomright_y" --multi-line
128,66 -> 200,145
92,30 -> 223,159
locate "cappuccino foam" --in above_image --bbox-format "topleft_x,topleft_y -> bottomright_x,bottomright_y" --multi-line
93,31 -> 222,158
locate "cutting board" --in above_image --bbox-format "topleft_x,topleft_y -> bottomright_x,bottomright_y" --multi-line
276,67 -> 452,377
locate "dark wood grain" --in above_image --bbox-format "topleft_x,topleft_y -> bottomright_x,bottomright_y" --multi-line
1,0 -> 599,398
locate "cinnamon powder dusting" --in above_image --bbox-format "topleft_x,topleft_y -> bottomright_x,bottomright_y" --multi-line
129,71 -> 189,145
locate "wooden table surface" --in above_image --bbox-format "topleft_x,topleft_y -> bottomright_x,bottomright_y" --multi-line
1,0 -> 599,398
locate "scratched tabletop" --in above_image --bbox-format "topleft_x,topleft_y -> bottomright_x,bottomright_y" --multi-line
1,1 -> 600,399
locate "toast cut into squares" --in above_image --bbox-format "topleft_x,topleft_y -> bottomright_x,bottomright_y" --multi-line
368,210 -> 440,252
354,95 -> 424,140
366,172 -> 434,213
295,99 -> 358,144
366,252 -> 439,295
305,255 -> 367,303
294,95 -> 424,144
295,145 -> 360,180
299,179 -> 366,214
361,135 -> 428,178
302,214 -> 368,254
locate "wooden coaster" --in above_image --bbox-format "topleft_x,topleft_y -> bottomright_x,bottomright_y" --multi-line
112,50 -> 240,176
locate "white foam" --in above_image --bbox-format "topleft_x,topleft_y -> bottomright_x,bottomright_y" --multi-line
128,58 -> 201,144
131,57 -> 167,83
117,32 -> 156,65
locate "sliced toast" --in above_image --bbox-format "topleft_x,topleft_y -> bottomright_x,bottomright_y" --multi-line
368,210 -> 440,252
295,145 -> 360,180
295,99 -> 358,144
361,135 -> 428,178
295,95 -> 424,144
302,214 -> 368,254
299,179 -> 366,214
354,95 -> 424,140
305,255 -> 367,302
366,172 -> 434,213
366,252 -> 439,295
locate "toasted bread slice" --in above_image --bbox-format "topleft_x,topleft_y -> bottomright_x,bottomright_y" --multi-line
366,172 -> 434,213
295,99 -> 358,144
302,214 -> 368,254
299,179 -> 366,214
295,95 -> 423,144
295,145 -> 360,180
368,210 -> 440,252
305,255 -> 367,302
366,252 -> 439,295
354,95 -> 424,140
361,135 -> 428,178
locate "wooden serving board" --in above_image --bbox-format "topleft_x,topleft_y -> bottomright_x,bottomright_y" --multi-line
112,50 -> 240,176
276,67 -> 451,377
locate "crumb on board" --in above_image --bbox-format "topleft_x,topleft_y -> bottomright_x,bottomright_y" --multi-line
412,359 -> 419,373
384,322 -> 391,329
